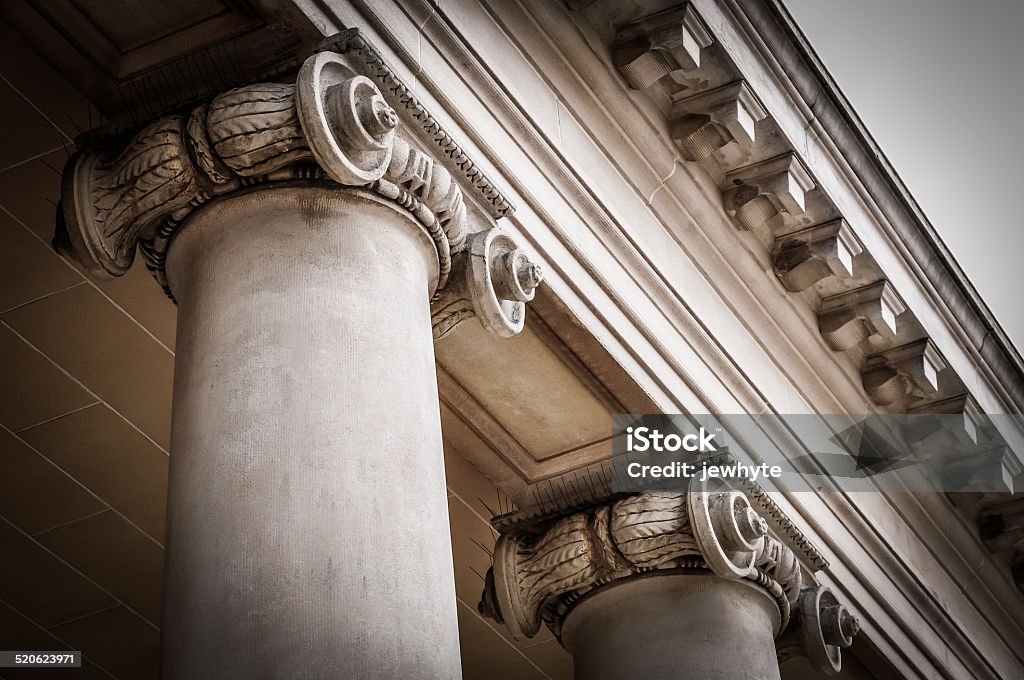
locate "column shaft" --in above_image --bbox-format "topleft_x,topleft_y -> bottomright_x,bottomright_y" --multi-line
562,574 -> 782,680
161,186 -> 461,678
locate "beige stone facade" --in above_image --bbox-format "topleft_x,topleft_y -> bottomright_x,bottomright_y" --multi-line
0,1 -> 1021,678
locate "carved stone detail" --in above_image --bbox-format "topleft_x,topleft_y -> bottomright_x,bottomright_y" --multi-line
479,485 -> 802,642
817,281 -> 904,351
979,497 -> 1024,593
862,339 -> 946,406
773,219 -> 862,292
903,395 -> 1016,492
320,29 -> 515,219
431,227 -> 543,341
59,116 -> 200,279
909,393 -> 981,442
209,83 -> 313,176
737,477 -> 830,571
58,50 -> 487,309
611,5 -> 713,90
723,153 -> 815,230
669,81 -> 767,161
296,56 -> 395,185
944,446 -> 1016,493
777,585 -> 860,675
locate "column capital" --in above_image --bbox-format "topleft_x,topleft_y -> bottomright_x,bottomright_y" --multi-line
56,38 -> 525,320
479,475 -> 862,674
478,483 -> 804,642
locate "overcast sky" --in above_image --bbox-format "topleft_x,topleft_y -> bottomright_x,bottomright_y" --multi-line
783,0 -> 1024,355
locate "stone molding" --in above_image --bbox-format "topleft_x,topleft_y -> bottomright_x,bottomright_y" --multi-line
478,484 -> 804,642
772,219 -> 861,292
611,4 -> 713,90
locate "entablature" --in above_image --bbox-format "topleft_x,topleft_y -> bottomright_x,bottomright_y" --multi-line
324,0 -> 1024,676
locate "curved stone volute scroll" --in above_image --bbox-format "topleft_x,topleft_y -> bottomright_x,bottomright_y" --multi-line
776,584 -> 861,675
431,227 -> 544,341
688,476 -> 767,579
296,54 -> 395,185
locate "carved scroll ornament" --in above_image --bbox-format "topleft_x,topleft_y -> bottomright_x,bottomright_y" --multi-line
431,227 -> 543,341
478,482 -> 804,642
58,51 -> 470,302
777,585 -> 861,675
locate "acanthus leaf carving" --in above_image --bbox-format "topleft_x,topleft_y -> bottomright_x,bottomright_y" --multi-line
479,483 -> 803,642
59,116 -> 198,279
54,49 -> 538,334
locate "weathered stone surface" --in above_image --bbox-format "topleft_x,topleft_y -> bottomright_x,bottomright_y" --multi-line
162,187 -> 461,679
723,154 -> 815,230
670,80 -> 767,161
611,5 -> 713,90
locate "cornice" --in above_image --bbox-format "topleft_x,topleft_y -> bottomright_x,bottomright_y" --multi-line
735,0 -> 1024,414
328,0 -> 1024,676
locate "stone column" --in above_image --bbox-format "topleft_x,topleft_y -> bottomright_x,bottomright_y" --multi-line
57,48 -> 540,679
161,186 -> 458,678
479,481 -> 859,679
